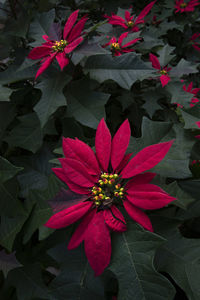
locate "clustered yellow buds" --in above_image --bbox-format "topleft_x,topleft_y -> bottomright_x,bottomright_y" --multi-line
180,2 -> 187,8
52,39 -> 68,52
91,172 -> 124,207
127,21 -> 134,28
111,42 -> 121,50
160,69 -> 167,75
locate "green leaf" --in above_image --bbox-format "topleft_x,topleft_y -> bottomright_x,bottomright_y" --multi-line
142,89 -> 164,118
0,250 -> 21,277
66,78 -> 110,129
166,81 -> 193,107
109,222 -> 175,300
6,264 -> 49,300
0,157 -> 23,183
23,189 -> 52,244
48,243 -> 105,299
156,232 -> 200,300
28,9 -> 55,47
34,72 -> 71,127
170,59 -> 199,77
157,44 -> 176,66
0,102 -> 16,141
0,212 -> 27,252
4,113 -> 42,153
0,85 -> 12,102
84,53 -> 154,90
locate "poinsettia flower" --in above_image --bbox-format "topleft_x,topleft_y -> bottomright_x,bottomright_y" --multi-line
190,33 -> 200,51
28,10 -> 87,78
151,15 -> 162,26
183,82 -> 200,107
105,1 -> 156,32
103,32 -> 141,56
149,53 -> 172,87
175,81 -> 200,108
45,119 -> 175,276
175,0 -> 200,13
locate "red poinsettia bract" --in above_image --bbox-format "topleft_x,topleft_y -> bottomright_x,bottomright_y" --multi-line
149,53 -> 171,87
175,81 -> 200,108
175,0 -> 200,13
190,33 -> 200,52
105,1 -> 156,32
103,32 -> 141,56
45,119 -> 175,276
28,10 -> 87,78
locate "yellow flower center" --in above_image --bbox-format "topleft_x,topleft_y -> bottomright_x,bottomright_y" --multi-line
160,69 -> 167,75
127,20 -> 134,28
52,39 -> 68,52
111,42 -> 120,50
91,173 -> 125,207
180,2 -> 187,8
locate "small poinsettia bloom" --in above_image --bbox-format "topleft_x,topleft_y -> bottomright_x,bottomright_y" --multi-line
151,15 -> 162,26
190,33 -> 200,51
28,10 -> 87,78
149,53 -> 171,87
183,82 -> 200,107
175,0 -> 200,13
103,32 -> 141,56
45,118 -> 175,276
105,1 -> 156,32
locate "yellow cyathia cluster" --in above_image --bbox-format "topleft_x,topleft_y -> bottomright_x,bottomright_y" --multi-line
127,21 -> 134,28
91,173 -> 125,207
160,69 -> 167,75
52,40 -> 68,52
111,42 -> 121,50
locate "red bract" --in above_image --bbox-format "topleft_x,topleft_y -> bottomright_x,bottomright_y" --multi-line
105,1 -> 156,32
175,0 -> 200,13
149,53 -> 171,87
103,32 -> 141,56
28,10 -> 87,78
183,82 -> 200,107
45,119 -> 175,276
190,33 -> 200,51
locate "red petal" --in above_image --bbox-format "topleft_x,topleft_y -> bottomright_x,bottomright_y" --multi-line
196,121 -> 200,128
136,1 -> 156,23
52,168 -> 90,195
125,172 -> 156,188
63,10 -> 79,40
104,206 -> 127,232
118,32 -> 128,45
45,201 -> 92,229
84,211 -> 111,276
67,209 -> 96,250
64,36 -> 83,54
62,138 -> 100,176
111,119 -> 131,171
149,53 -> 160,70
68,16 -> 88,43
59,158 -> 96,188
125,10 -> 131,21
28,46 -> 51,60
121,141 -> 174,179
95,118 -> 111,171
35,53 -> 57,79
123,200 -> 153,232
160,74 -> 170,87
56,52 -> 69,70
126,183 -> 176,210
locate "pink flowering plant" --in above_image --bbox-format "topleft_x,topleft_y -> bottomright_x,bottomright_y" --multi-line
0,0 -> 200,299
